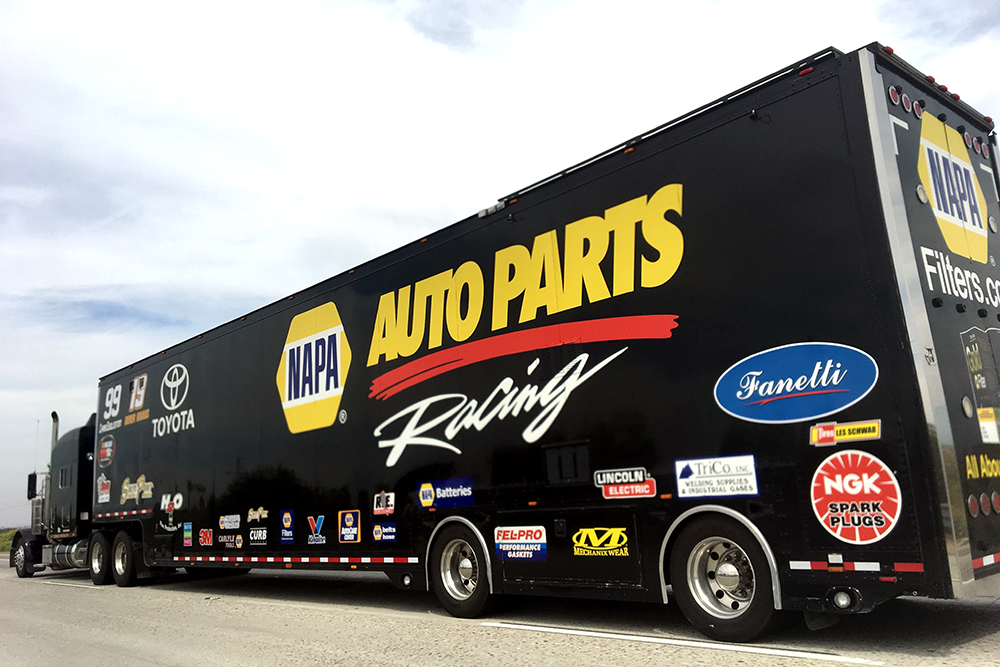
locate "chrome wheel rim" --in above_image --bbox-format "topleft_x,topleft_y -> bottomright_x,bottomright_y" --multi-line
439,538 -> 478,601
91,541 -> 103,575
114,541 -> 128,576
14,544 -> 25,572
686,535 -> 755,619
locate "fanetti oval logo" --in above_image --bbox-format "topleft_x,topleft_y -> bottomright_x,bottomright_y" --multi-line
160,364 -> 190,410
714,343 -> 878,424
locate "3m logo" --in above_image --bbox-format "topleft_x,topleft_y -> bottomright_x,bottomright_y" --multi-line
917,114 -> 990,264
275,302 -> 353,434
572,527 -> 629,556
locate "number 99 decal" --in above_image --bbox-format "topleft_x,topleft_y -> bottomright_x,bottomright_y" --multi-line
103,385 -> 122,420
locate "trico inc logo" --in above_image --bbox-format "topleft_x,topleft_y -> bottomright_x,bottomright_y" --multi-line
714,342 -> 878,424
572,527 -> 629,556
275,302 -> 353,434
917,114 -> 990,264
160,364 -> 190,410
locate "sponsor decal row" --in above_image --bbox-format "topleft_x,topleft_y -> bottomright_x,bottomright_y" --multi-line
171,556 -> 419,564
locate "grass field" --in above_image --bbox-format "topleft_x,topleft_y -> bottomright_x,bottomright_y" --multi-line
0,528 -> 15,553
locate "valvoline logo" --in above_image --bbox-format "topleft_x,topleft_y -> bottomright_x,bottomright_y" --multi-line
714,343 -> 878,424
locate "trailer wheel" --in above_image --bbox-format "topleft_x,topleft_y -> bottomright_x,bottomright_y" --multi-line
669,516 -> 785,642
89,533 -> 113,586
111,531 -> 138,587
13,537 -> 33,578
429,524 -> 492,618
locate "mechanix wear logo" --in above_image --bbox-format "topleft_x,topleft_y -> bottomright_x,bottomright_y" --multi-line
572,527 -> 629,556
275,302 -> 353,434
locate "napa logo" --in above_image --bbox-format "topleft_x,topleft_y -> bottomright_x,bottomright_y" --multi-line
275,302 -> 353,433
714,343 -> 878,424
917,114 -> 990,264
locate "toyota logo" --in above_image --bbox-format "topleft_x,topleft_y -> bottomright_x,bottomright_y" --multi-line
160,364 -> 190,410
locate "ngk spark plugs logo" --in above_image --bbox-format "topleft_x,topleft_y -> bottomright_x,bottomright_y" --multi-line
153,364 -> 196,438
275,302 -> 353,434
714,343 -> 879,424
917,114 -> 990,264
811,450 -> 901,545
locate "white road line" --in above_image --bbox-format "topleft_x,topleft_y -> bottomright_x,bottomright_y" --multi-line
482,622 -> 881,665
39,581 -> 102,590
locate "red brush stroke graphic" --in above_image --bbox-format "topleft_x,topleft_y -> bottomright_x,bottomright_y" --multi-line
369,314 -> 679,400
744,389 -> 849,406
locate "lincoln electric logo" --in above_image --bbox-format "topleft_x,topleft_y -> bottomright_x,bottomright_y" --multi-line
917,114 -> 990,264
714,343 -> 878,424
275,302 -> 353,434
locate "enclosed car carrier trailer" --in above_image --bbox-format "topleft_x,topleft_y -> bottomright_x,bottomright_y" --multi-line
12,43 -> 1000,642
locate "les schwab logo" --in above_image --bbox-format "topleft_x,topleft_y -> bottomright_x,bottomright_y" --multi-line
275,302 -> 353,433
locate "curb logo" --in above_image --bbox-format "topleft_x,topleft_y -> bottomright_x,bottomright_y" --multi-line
276,302 -> 352,433
917,114 -> 990,264
572,527 -> 629,556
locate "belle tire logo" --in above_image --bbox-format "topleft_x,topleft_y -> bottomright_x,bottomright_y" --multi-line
811,450 -> 901,545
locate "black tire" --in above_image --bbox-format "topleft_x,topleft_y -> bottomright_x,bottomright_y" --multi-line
111,531 -> 138,587
429,523 -> 493,618
89,533 -> 113,586
13,537 -> 33,578
669,515 -> 788,642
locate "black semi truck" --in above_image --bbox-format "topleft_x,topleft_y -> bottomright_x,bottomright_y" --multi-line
11,43 -> 1000,642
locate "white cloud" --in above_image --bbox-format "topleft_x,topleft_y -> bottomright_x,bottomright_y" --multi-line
0,0 -> 997,528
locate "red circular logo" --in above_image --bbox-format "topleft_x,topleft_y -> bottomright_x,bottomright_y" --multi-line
810,450 -> 901,544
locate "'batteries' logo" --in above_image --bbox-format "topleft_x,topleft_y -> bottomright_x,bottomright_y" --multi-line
275,302 -> 353,434
917,114 -> 990,264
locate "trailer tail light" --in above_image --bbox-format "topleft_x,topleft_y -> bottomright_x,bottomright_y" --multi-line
913,100 -> 923,119
888,86 -> 901,106
901,94 -> 912,113
969,494 -> 980,517
974,137 -> 982,154
983,143 -> 989,159
992,491 -> 1000,513
799,67 -> 813,76
885,46 -> 894,55
964,131 -> 973,148
982,493 -> 991,516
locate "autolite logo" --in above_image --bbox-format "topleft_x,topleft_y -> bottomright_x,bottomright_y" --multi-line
714,343 -> 879,424
275,302 -> 353,434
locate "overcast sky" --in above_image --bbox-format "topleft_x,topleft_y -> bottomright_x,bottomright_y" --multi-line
1,0 -> 998,529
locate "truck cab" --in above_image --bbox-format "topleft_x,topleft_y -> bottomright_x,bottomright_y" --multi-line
10,413 -> 95,576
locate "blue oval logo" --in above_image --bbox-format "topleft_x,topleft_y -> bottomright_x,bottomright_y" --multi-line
714,343 -> 879,424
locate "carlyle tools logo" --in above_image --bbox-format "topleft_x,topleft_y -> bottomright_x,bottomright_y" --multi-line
276,302 -> 353,434
917,114 -> 990,264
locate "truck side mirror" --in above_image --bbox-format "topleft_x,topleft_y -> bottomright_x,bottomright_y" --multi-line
27,472 -> 37,500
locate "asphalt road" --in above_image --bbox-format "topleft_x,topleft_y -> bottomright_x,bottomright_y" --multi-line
3,564 -> 1000,666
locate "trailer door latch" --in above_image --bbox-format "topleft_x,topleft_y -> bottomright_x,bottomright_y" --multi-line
924,347 -> 936,365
